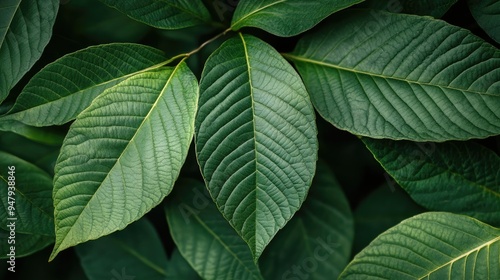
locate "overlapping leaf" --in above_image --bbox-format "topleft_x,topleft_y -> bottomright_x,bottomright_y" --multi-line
166,179 -> 263,280
260,162 -> 354,279
166,249 -> 202,280
288,10 -> 500,141
1,43 -> 168,127
0,230 -> 53,259
76,218 -> 168,280
196,33 -> 318,260
359,0 -> 457,17
99,0 -> 211,29
231,0 -> 362,37
340,212 -> 500,279
353,184 -> 425,254
363,138 -> 500,226
0,0 -> 58,102
468,0 -> 500,43
0,151 -> 54,236
50,63 -> 198,260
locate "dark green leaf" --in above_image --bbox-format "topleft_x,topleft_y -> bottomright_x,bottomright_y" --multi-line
166,179 -> 263,280
468,0 -> 500,43
1,43 -> 168,127
166,249 -> 202,280
196,33 -> 318,260
288,10 -> 500,141
0,0 -> 58,102
340,212 -> 500,279
363,138 -> 500,226
99,0 -> 212,29
0,230 -> 53,259
353,184 -> 425,254
0,151 -> 54,236
359,0 -> 457,18
50,63 -> 198,260
260,162 -> 354,279
76,218 -> 168,280
231,0 -> 362,36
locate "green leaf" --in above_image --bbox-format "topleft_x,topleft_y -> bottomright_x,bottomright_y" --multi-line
0,43 -> 168,127
0,230 -> 53,259
363,138 -> 500,226
166,179 -> 263,280
166,249 -> 202,280
50,63 -> 198,260
340,212 -> 500,279
260,162 -> 354,279
195,33 -> 318,260
353,184 -> 425,254
287,10 -> 500,141
99,0 -> 212,29
0,151 -> 54,236
359,0 -> 457,18
0,0 -> 58,102
231,0 -> 362,37
0,121 -> 64,145
76,218 -> 168,280
468,0 -> 500,44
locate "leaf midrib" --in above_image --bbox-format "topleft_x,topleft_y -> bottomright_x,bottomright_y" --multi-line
418,235 -> 500,279
285,53 -> 498,97
240,32 -> 260,258
231,0 -> 287,29
187,209 -> 263,280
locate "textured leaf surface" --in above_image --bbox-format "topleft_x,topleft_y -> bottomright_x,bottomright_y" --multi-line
196,33 -> 318,259
0,230 -> 53,259
166,179 -> 263,280
231,0 -> 362,37
0,151 -> 54,236
359,0 -> 457,17
468,0 -> 500,43
340,212 -> 500,279
288,10 -> 500,141
99,0 -> 211,29
76,218 -> 168,280
353,184 -> 425,254
260,162 -> 354,279
0,0 -> 58,102
51,63 -> 198,260
363,138 -> 500,226
1,43 -> 168,126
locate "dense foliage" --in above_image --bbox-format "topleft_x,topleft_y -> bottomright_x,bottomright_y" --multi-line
1,0 -> 499,279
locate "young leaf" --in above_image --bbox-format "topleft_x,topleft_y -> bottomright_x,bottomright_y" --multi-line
340,212 -> 500,279
287,10 -> 500,141
50,63 -> 198,260
0,43 -> 168,127
0,0 -> 58,102
0,151 -> 54,236
99,0 -> 212,29
231,0 -> 362,37
196,33 -> 318,260
362,138 -> 500,226
468,0 -> 500,44
166,179 -> 263,280
260,162 -> 354,279
76,218 -> 168,280
359,0 -> 457,18
0,230 -> 53,259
